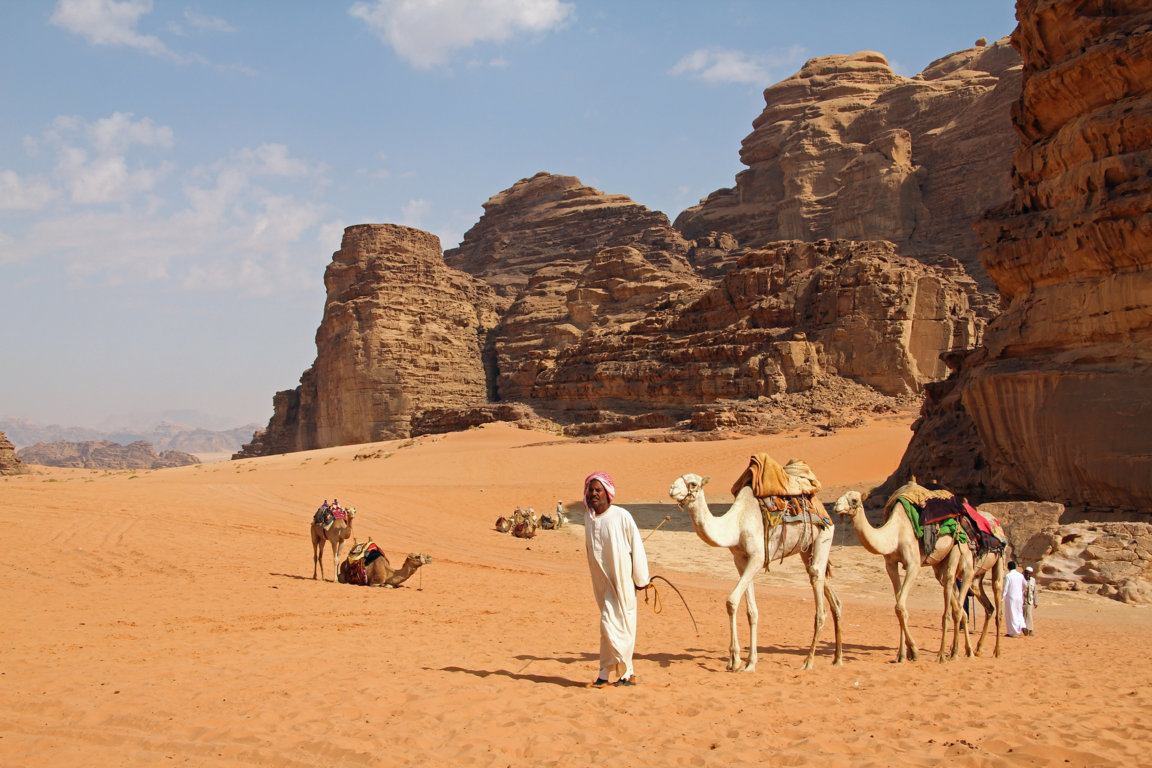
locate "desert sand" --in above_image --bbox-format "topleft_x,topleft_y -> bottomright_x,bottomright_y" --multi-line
3,416 -> 1150,768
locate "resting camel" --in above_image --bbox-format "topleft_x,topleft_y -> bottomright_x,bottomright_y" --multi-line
833,490 -> 973,663
341,551 -> 432,587
668,473 -> 843,672
311,506 -> 356,581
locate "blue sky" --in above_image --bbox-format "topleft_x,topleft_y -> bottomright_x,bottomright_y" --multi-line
0,0 -> 1017,432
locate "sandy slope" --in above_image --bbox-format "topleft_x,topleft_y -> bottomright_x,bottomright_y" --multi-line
2,417 -> 1150,768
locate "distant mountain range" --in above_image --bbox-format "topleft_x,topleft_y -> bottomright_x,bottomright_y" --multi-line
0,418 -> 260,456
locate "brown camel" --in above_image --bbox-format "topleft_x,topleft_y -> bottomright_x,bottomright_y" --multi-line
833,488 -> 973,663
364,552 -> 432,587
311,506 -> 356,581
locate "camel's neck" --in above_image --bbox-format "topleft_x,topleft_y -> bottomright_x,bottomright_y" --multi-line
685,490 -> 744,549
849,507 -> 904,556
386,561 -> 422,586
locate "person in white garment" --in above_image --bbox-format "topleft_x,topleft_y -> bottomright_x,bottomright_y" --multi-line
1023,566 -> 1039,636
583,471 -> 650,688
1003,561 -> 1027,637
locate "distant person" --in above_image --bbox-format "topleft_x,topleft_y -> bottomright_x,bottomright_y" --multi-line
1003,560 -> 1027,637
313,499 -> 330,525
1024,566 -> 1039,636
555,499 -> 567,528
583,471 -> 649,688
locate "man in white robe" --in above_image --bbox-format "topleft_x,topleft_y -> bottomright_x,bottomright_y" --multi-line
1023,566 -> 1038,635
584,471 -> 650,687
1003,561 -> 1027,637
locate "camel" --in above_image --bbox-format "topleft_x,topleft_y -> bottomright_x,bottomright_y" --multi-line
311,506 -> 356,581
833,490 -> 974,663
341,550 -> 432,587
668,473 -> 843,672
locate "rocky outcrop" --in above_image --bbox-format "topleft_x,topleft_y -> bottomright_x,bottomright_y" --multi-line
236,224 -> 501,456
444,172 -> 700,305
892,0 -> 1152,513
241,174 -> 987,455
0,430 -> 25,475
981,499 -> 1152,605
17,440 -> 199,470
523,240 -> 987,427
675,40 -> 1021,291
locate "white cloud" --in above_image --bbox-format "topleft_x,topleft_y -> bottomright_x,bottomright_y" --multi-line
349,0 -> 574,68
168,9 -> 235,36
0,170 -> 57,211
35,112 -> 176,204
670,45 -> 807,85
4,114 -> 334,296
50,0 -> 174,59
400,198 -> 431,227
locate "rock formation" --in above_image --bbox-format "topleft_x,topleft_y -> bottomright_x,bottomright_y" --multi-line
238,35 -> 1022,458
236,224 -> 502,456
0,430 -> 25,475
17,440 -> 199,470
675,40 -> 1022,291
889,0 -> 1152,514
982,499 -> 1152,605
523,239 -> 987,427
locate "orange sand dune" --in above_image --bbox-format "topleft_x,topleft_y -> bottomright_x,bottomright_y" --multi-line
3,417 -> 1150,768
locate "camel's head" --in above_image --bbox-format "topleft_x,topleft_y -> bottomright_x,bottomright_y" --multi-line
668,473 -> 710,506
833,491 -> 863,518
406,553 -> 433,566
346,506 -> 357,520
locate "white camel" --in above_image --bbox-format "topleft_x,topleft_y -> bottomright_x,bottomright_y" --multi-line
668,473 -> 843,671
833,490 -> 973,663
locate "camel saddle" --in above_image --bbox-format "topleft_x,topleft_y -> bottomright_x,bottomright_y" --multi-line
731,453 -> 822,498
339,540 -> 388,586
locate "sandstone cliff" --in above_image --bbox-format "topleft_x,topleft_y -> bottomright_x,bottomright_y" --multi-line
675,40 -> 1021,291
886,0 -> 1152,513
237,224 -> 501,457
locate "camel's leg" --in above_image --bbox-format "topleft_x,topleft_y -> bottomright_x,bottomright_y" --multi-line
887,560 -> 918,663
313,533 -> 325,581
991,561 -> 1004,658
744,579 -> 759,672
726,549 -> 762,672
820,554 -> 844,666
799,526 -> 837,669
331,537 -> 342,583
950,547 -> 975,660
974,575 -> 995,656
935,547 -> 960,663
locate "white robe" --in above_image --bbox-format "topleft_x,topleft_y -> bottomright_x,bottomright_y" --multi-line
1003,569 -> 1027,636
585,504 -> 650,679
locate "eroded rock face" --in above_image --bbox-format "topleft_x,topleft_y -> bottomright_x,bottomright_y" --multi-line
0,430 -> 25,475
964,0 -> 1152,513
891,1 -> 1152,512
241,174 -> 987,455
675,41 -> 1022,291
444,172 -> 699,306
526,240 -> 987,426
236,225 -> 501,456
978,501 -> 1152,604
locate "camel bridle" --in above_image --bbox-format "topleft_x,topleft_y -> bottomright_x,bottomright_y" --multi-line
674,474 -> 700,506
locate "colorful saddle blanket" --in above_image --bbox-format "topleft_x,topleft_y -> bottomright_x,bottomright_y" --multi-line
340,540 -> 388,585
